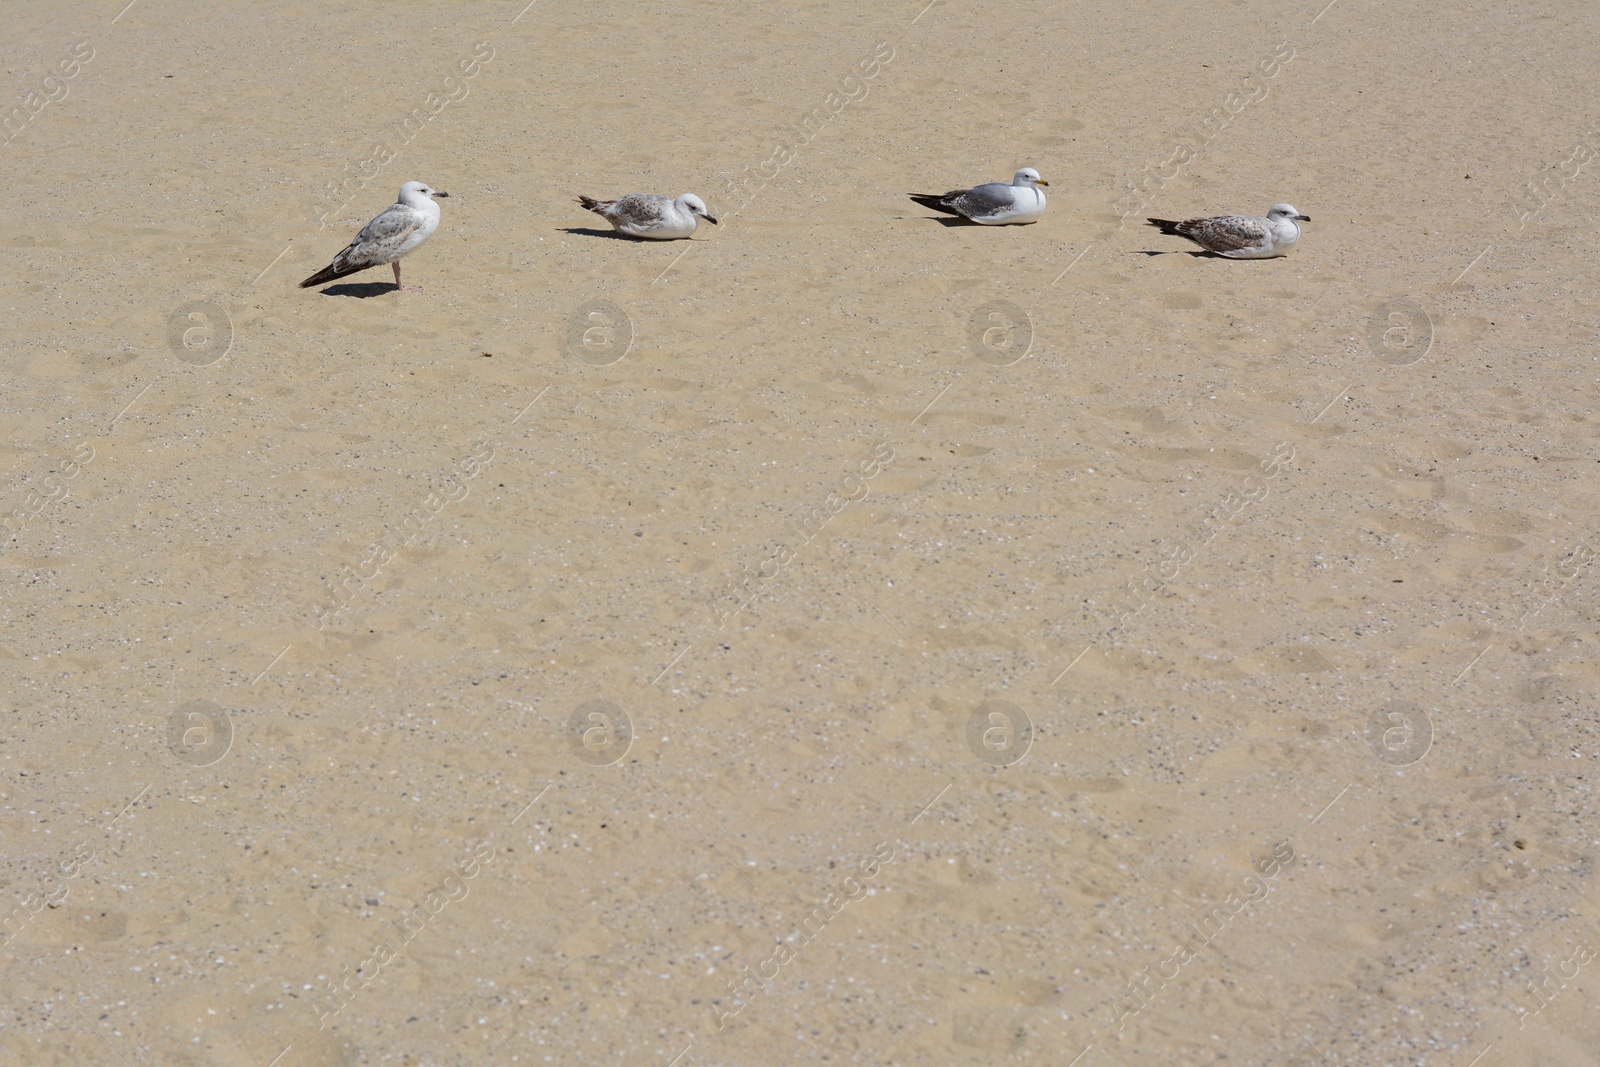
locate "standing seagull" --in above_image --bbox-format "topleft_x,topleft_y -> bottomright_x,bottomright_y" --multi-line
909,168 -> 1049,225
1146,204 -> 1310,259
301,181 -> 450,291
576,192 -> 718,240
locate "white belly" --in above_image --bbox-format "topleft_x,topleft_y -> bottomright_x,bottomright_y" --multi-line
622,216 -> 697,239
1223,221 -> 1298,258
396,206 -> 441,257
975,188 -> 1046,226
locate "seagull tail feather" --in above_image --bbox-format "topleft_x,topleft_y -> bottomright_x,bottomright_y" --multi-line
299,259 -> 369,289
908,193 -> 961,216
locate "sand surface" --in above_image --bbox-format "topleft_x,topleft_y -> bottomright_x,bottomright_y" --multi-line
3,1 -> 1599,1064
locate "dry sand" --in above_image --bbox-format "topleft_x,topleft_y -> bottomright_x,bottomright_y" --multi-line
3,1 -> 1599,1064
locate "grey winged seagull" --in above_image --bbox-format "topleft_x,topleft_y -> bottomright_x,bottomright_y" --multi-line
909,168 -> 1049,225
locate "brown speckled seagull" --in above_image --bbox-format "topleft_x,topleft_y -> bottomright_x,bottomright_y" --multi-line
1146,203 -> 1310,258
301,181 -> 449,291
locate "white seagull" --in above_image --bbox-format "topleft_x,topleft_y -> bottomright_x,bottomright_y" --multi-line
1146,203 -> 1310,258
909,167 -> 1049,225
301,181 -> 449,291
577,192 -> 718,240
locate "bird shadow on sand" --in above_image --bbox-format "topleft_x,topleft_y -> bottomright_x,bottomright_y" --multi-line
902,213 -> 983,227
908,214 -> 1043,227
560,226 -> 645,241
315,281 -> 398,298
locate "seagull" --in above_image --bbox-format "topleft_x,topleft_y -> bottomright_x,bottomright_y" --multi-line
1145,204 -> 1310,258
909,168 -> 1049,225
576,192 -> 718,239
301,181 -> 449,291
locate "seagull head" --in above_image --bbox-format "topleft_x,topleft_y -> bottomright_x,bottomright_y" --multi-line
1013,167 -> 1049,188
400,181 -> 449,204
1267,203 -> 1309,222
679,193 -> 718,225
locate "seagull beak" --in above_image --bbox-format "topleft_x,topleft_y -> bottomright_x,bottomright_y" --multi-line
702,213 -> 719,225
1295,213 -> 1309,221
1036,179 -> 1049,186
433,191 -> 450,198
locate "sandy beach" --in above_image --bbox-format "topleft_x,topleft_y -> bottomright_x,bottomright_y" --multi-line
2,1 -> 1598,1064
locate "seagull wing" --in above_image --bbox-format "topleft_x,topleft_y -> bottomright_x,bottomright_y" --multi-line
333,204 -> 421,272
948,181 -> 1020,220
1177,214 -> 1269,253
609,194 -> 672,227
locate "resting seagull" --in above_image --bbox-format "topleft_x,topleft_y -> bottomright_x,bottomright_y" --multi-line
576,192 -> 718,239
909,168 -> 1049,225
301,181 -> 449,291
1146,204 -> 1310,259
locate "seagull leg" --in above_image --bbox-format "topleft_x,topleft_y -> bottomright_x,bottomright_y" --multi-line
392,261 -> 404,292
